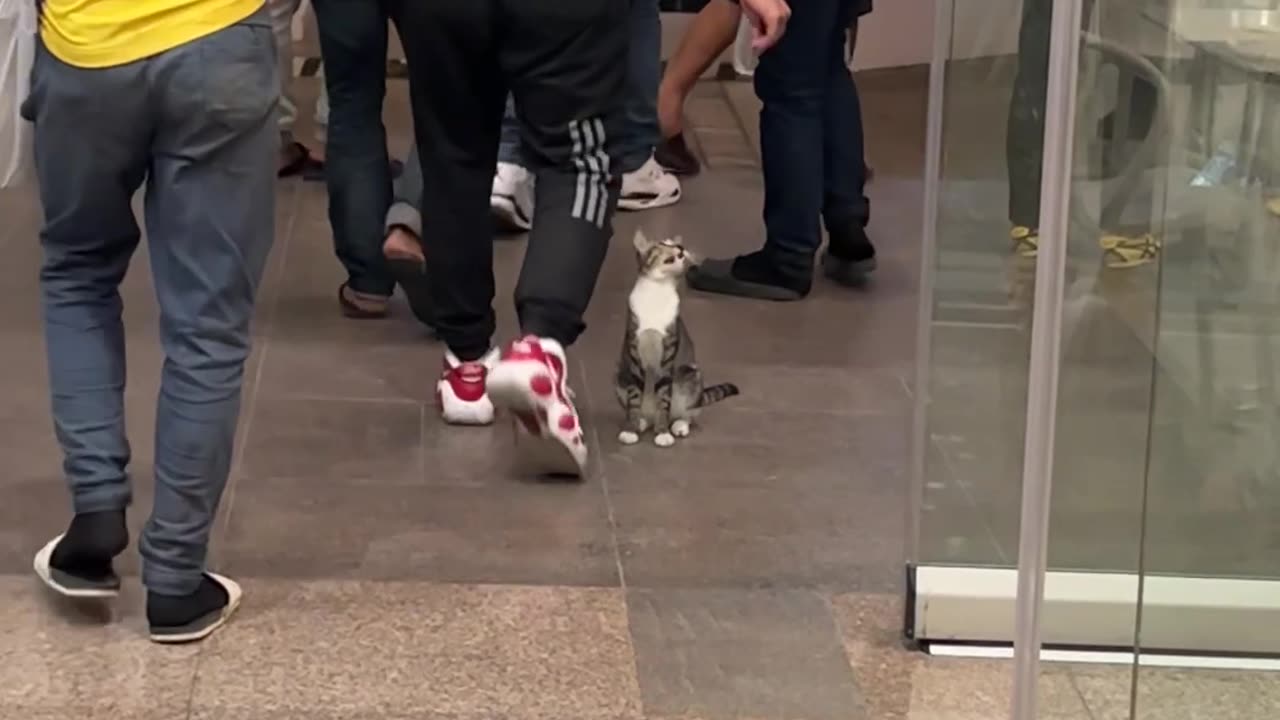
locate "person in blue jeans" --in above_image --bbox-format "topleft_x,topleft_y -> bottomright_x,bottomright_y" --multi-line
27,2 -> 276,643
312,0 -> 399,318
489,0 -> 682,227
689,0 -> 875,301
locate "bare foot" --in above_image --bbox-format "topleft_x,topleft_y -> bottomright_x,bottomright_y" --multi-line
383,227 -> 423,264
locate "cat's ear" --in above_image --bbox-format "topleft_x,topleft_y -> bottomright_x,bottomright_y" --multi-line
633,229 -> 657,256
671,235 -> 685,247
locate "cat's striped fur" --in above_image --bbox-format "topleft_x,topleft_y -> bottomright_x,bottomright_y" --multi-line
615,231 -> 739,447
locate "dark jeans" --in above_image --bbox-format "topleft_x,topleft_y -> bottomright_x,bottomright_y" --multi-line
312,0 -> 396,297
616,0 -> 662,174
1007,0 -> 1141,230
24,11 -> 278,595
395,0 -> 627,360
754,0 -> 869,281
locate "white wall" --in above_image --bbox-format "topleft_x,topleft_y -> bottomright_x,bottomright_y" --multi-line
854,0 -> 1023,69
663,0 -> 1023,73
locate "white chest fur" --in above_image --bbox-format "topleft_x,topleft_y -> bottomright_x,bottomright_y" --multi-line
629,277 -> 680,333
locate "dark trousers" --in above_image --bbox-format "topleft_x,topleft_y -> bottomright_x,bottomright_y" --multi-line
395,0 -> 627,360
1007,0 -> 1158,230
754,0 -> 869,282
312,0 -> 396,297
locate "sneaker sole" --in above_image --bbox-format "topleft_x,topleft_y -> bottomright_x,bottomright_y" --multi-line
385,256 -> 437,331
437,384 -> 497,426
149,573 -> 243,644
686,268 -> 805,301
490,196 -> 532,232
33,534 -> 121,599
617,189 -> 682,212
487,362 -> 585,479
822,253 -> 877,287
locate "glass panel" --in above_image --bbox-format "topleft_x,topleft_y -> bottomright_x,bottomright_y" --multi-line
1131,0 -> 1280,715
917,0 -> 1037,570
918,0 -> 1157,576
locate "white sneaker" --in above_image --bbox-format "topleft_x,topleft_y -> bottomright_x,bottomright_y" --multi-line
619,156 -> 682,211
490,162 -> 534,231
486,336 -> 588,478
436,348 -> 500,426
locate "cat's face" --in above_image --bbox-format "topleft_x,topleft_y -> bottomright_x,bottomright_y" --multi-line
633,230 -> 696,281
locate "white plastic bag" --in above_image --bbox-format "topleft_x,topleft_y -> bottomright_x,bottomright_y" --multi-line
0,0 -> 37,189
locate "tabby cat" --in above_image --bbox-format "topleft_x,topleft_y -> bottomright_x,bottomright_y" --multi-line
615,230 -> 739,447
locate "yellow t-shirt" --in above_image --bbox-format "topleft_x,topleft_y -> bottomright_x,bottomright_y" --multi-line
40,0 -> 264,69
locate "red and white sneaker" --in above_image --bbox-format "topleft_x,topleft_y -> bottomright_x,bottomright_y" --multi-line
436,348 -> 500,426
486,336 -> 587,478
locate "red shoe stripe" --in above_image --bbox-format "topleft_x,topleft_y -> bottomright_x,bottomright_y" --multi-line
444,362 -> 488,403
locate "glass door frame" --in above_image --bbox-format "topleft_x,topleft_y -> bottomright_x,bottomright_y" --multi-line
905,0 -> 1280,675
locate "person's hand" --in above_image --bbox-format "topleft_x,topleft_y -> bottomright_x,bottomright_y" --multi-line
740,0 -> 791,53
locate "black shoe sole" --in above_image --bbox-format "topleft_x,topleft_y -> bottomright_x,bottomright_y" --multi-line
822,253 -> 877,287
687,266 -> 807,301
386,257 -> 437,331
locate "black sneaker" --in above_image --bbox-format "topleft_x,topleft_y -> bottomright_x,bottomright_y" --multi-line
823,225 -> 877,287
148,572 -> 242,644
33,510 -> 128,598
687,251 -> 811,301
655,133 -> 701,177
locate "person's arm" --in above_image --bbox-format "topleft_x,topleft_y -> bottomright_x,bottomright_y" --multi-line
657,0 -> 742,138
733,0 -> 791,52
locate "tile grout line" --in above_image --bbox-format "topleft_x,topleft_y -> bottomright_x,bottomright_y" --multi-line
213,182 -> 301,554
575,363 -> 653,719
576,364 -> 629,592
185,180 -> 302,712
715,79 -> 762,166
187,181 -> 302,714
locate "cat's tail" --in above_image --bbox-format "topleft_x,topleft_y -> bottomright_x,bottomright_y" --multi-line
696,383 -> 740,408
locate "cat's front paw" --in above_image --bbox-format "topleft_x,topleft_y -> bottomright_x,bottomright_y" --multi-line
671,419 -> 691,438
618,430 -> 641,445
654,432 -> 676,448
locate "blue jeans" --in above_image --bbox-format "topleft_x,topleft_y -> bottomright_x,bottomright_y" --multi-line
497,95 -> 522,165
497,0 -> 658,175
25,11 -> 278,596
618,0 -> 661,174
313,0 -> 396,296
754,0 -> 869,279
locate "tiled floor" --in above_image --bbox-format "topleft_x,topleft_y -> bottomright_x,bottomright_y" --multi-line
1,68 -> 1272,719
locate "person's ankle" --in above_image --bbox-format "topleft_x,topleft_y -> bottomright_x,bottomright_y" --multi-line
657,83 -> 686,139
147,574 -> 229,628
53,509 -> 128,567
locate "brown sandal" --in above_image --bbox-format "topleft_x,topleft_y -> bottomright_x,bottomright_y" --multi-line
337,283 -> 389,319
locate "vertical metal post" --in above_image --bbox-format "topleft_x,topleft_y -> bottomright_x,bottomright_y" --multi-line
1010,0 -> 1085,717
907,0 -> 955,574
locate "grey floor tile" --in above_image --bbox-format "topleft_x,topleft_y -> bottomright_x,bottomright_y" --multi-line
221,476 -> 618,586
240,396 -> 424,483
627,587 -> 865,720
188,580 -> 642,719
0,575 -> 198,719
611,470 -> 902,592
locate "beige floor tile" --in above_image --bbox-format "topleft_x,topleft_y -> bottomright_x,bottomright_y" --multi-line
1072,664 -> 1280,720
0,575 -> 198,719
828,593 -> 1092,720
187,580 -> 642,719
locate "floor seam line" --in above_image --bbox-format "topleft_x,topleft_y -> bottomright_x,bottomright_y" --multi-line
213,181 -> 301,553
